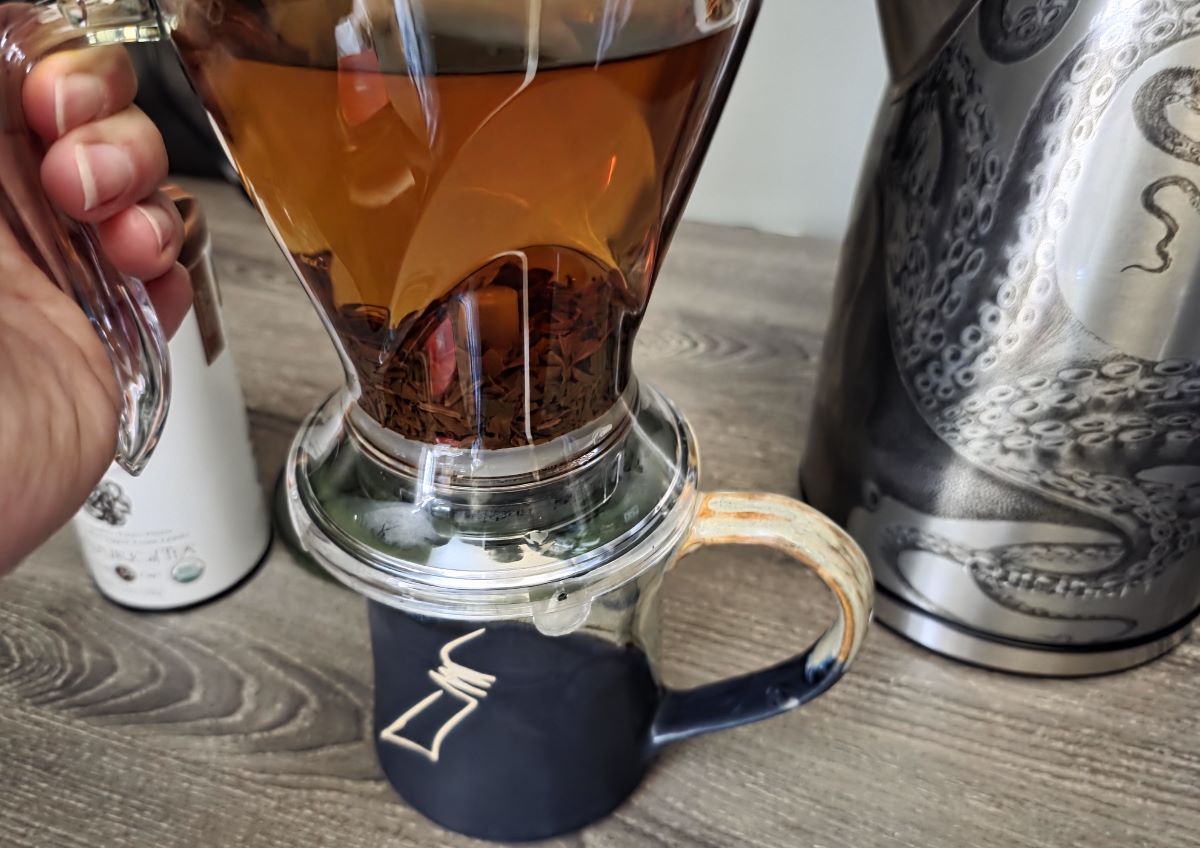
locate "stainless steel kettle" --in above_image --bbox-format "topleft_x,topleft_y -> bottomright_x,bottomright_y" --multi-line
804,0 -> 1200,675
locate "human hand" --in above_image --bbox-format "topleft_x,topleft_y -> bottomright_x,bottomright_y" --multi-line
0,46 -> 191,572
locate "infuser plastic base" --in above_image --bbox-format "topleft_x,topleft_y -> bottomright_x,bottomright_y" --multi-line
876,586 -> 1195,677
282,385 -> 698,619
271,469 -> 342,586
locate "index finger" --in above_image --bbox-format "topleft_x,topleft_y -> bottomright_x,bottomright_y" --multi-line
22,46 -> 138,142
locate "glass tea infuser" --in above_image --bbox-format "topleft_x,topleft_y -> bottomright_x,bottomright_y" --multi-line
1,0 -> 873,839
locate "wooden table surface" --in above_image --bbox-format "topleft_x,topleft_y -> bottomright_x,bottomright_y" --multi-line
2,179 -> 1197,848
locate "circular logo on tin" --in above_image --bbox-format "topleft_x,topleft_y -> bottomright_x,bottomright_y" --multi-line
85,481 -> 131,526
171,558 -> 206,584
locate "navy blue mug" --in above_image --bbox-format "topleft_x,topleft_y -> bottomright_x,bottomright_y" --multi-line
366,493 -> 873,842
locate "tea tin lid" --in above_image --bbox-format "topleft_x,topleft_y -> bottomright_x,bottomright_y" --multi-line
163,183 -> 207,269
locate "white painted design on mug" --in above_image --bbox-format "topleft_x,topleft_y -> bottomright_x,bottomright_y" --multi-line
379,628 -> 496,763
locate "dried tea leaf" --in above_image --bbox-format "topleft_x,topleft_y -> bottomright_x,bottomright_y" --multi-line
311,249 -> 633,449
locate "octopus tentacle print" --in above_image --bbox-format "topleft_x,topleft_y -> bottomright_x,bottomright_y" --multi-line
880,526 -> 1138,636
880,1 -> 1200,633
979,0 -> 1080,64
1125,67 -> 1200,273
1122,175 -> 1200,273
1133,66 -> 1200,159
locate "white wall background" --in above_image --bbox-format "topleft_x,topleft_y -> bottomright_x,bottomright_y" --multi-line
684,4 -> 887,240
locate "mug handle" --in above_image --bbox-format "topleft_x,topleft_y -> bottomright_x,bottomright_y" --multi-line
650,492 -> 873,748
0,0 -> 168,473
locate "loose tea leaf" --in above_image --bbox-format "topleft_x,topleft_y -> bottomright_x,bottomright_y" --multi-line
297,248 -> 639,449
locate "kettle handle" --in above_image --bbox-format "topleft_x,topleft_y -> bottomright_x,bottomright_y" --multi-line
0,0 -> 168,473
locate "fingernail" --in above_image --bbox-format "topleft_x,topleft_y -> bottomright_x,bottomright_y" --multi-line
54,74 -> 106,136
74,143 -> 134,212
134,203 -> 172,253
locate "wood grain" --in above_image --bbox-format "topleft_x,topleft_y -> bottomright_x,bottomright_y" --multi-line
1,178 -> 1196,848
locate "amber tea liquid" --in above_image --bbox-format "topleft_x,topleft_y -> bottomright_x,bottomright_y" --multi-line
179,7 -> 734,449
